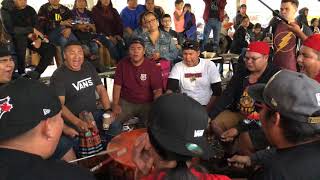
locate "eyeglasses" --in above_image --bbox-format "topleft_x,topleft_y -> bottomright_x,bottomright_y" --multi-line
145,18 -> 157,24
244,56 -> 263,62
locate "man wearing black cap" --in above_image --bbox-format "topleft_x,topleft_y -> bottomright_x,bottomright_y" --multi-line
0,78 -> 95,179
167,40 -> 222,111
112,38 -> 162,125
132,93 -> 231,179
0,44 -> 14,85
234,70 -> 320,179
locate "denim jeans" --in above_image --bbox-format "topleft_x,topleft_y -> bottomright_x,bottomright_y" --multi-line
48,27 -> 78,48
81,41 -> 99,58
95,35 -> 126,62
201,18 -> 221,52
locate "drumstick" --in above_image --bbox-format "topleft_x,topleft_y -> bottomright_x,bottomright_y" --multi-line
90,147 -> 128,172
90,157 -> 113,172
116,147 -> 127,156
68,147 -> 119,163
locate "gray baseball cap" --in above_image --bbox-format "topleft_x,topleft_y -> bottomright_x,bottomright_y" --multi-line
248,70 -> 320,124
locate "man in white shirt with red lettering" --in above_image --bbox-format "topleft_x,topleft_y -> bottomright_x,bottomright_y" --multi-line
167,40 -> 222,111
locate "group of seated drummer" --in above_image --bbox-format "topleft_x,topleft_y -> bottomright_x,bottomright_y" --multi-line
2,0 -> 320,178
1,34 -> 320,179
48,37 -> 224,161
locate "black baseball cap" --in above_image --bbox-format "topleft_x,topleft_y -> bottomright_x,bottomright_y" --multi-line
129,37 -> 145,48
0,44 -> 12,57
148,94 -> 214,160
182,40 -> 200,51
0,78 -> 62,140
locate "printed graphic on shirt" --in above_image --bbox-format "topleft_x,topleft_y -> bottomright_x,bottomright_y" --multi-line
211,0 -> 218,11
238,87 -> 258,119
274,31 -> 296,54
184,73 -> 202,82
72,77 -> 94,91
245,32 -> 251,44
55,13 -> 62,21
140,74 -> 147,81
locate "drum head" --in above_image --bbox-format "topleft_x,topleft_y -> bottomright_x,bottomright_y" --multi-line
107,128 -> 147,168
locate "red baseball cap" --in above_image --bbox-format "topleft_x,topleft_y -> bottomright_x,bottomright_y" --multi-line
247,41 -> 270,55
303,34 -> 320,52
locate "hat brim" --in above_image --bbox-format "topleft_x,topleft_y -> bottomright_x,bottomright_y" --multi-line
150,128 -> 215,160
248,83 -> 266,104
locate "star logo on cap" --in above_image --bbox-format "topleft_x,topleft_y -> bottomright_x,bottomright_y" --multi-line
0,96 -> 13,119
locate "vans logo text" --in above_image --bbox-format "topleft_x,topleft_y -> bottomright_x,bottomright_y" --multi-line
72,78 -> 94,91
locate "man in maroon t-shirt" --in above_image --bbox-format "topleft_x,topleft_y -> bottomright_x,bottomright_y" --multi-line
267,0 -> 307,71
112,38 -> 162,125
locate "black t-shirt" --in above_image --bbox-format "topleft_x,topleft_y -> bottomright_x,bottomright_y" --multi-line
254,140 -> 320,180
230,26 -> 250,54
50,61 -> 102,116
0,148 -> 95,180
38,3 -> 72,33
208,0 -> 219,18
10,5 -> 37,35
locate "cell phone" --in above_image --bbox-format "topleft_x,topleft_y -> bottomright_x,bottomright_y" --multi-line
265,32 -> 273,46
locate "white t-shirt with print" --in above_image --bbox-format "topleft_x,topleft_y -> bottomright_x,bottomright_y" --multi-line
169,59 -> 221,105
